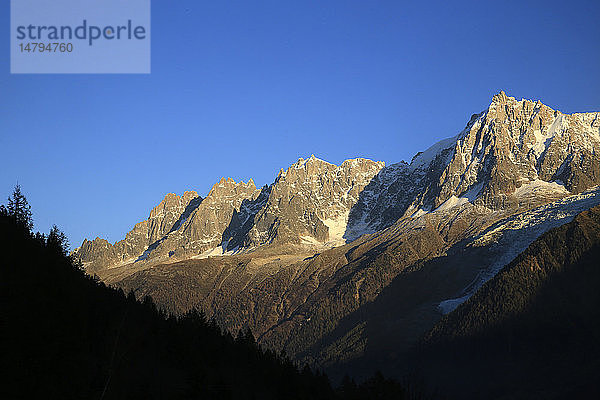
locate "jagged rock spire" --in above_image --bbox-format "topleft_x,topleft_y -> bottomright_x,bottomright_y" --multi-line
73,92 -> 600,271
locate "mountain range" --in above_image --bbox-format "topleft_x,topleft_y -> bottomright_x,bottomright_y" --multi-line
73,91 -> 600,391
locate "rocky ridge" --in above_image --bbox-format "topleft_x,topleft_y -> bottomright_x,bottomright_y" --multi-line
75,92 -> 600,276
350,91 -> 600,230
76,158 -> 387,271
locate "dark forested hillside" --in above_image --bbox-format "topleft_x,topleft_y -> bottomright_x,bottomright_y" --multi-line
0,211 -> 417,400
4,182 -> 599,400
411,205 -> 600,399
0,216 -> 326,399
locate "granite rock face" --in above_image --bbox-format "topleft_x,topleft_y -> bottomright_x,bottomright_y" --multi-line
152,178 -> 261,260
77,191 -> 201,272
74,92 -> 600,275
345,92 -> 600,237
75,181 -> 264,271
240,156 -> 385,248
416,91 -> 600,210
75,158 -> 386,270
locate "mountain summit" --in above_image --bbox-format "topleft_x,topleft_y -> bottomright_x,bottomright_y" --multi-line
74,92 -> 600,273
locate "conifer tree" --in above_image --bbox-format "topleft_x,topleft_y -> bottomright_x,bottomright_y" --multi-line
47,224 -> 70,256
7,184 -> 33,232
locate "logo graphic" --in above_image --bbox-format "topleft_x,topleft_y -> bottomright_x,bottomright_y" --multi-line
11,0 -> 151,74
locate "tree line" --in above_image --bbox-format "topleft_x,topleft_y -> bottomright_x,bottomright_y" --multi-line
0,184 -> 424,399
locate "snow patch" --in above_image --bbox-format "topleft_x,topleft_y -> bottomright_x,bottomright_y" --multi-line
300,235 -> 321,245
344,218 -> 376,242
532,114 -> 565,158
411,209 -> 429,218
434,196 -> 469,212
410,134 -> 459,170
432,183 -> 483,213
322,212 -> 350,244
513,179 -> 569,198
193,240 -> 240,259
438,186 -> 600,314
461,183 -> 484,202
438,295 -> 470,314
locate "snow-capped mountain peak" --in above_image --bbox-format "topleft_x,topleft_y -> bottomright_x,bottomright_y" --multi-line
74,92 -> 600,272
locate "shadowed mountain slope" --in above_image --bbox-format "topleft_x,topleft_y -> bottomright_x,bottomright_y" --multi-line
402,204 -> 600,399
0,215 -> 342,399
72,92 -> 600,386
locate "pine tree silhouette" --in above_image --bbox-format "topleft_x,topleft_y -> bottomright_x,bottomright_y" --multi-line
7,183 -> 33,232
1,184 -> 425,400
47,224 -> 70,256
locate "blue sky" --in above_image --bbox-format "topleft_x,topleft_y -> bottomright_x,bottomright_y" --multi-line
1,0 -> 599,248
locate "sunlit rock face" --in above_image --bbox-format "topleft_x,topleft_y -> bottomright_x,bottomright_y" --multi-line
75,92 -> 600,276
417,91 -> 600,210
74,157 -> 387,270
76,190 -> 201,272
240,156 -> 385,248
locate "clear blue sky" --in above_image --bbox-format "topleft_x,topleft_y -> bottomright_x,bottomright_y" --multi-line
1,0 -> 599,248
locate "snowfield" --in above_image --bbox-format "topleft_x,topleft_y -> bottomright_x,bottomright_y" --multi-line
438,186 -> 600,314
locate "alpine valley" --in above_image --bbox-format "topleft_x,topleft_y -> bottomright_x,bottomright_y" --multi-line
74,92 -> 600,398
